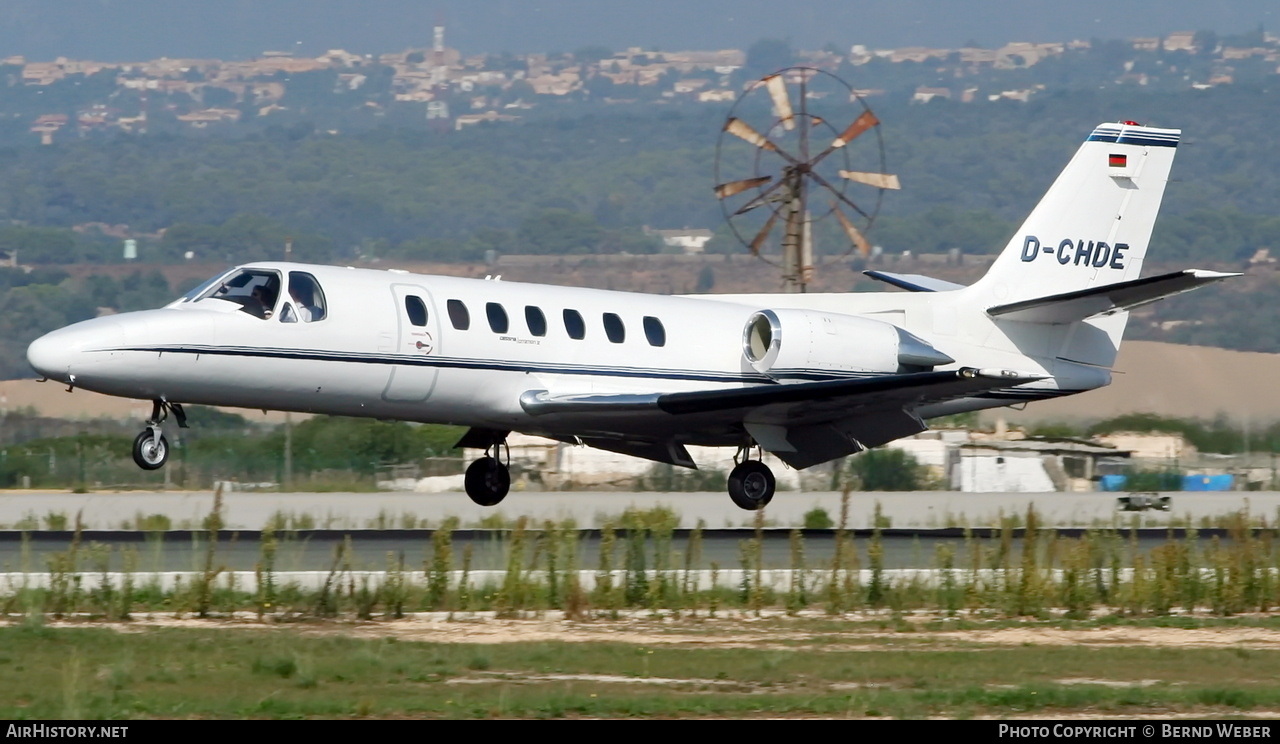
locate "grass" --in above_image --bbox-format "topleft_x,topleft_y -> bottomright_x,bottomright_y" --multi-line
11,498 -> 1280,718
2,621 -> 1280,719
9,500 -> 1280,622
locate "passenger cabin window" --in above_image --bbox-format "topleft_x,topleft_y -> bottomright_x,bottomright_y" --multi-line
525,306 -> 547,337
191,268 -> 281,320
486,302 -> 509,333
563,309 -> 586,340
404,296 -> 428,327
643,316 -> 666,347
447,299 -> 470,330
603,313 -> 626,344
280,272 -> 326,323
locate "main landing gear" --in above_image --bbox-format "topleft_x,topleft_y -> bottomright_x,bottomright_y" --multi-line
132,400 -> 187,471
464,440 -> 511,507
727,445 -> 776,511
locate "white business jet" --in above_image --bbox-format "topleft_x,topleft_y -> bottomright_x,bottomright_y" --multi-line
26,121 -> 1235,510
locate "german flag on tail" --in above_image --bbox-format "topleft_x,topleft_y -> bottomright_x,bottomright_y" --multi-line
1109,153 -> 1127,168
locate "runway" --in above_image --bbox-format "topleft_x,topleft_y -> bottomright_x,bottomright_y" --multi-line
1,489 -> 1275,531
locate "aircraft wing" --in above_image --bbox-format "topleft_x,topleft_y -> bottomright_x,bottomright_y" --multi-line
986,269 -> 1239,324
520,367 -> 1045,469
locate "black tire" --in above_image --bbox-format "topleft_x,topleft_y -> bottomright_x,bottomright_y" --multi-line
727,460 -> 776,511
464,456 -> 510,507
132,430 -> 169,470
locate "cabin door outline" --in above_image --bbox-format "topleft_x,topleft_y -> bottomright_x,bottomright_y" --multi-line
381,283 -> 441,403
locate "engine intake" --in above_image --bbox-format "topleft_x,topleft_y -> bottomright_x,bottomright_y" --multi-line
742,308 -> 952,379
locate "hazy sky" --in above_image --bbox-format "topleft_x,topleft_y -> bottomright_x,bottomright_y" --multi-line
0,0 -> 1274,61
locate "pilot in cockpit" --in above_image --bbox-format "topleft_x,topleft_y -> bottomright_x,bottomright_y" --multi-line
288,278 -> 320,322
250,279 -> 280,319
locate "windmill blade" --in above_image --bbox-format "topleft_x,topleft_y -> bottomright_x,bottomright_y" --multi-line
831,110 -> 879,149
838,170 -> 902,190
764,74 -> 794,131
714,176 -> 771,200
747,211 -> 781,256
832,202 -> 872,257
732,176 -> 788,215
805,110 -> 880,170
724,118 -> 801,165
724,118 -> 777,151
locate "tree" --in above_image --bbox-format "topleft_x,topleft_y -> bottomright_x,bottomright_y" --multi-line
202,85 -> 238,108
0,226 -> 77,264
515,209 -> 603,254
584,73 -> 616,100
1192,29 -> 1219,56
573,46 -> 613,66
847,448 -> 929,491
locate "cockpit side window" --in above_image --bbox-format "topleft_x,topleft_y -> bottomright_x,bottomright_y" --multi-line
286,272 -> 327,323
194,269 -> 282,319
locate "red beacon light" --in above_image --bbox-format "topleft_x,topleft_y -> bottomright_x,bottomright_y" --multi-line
1121,120 -> 1142,126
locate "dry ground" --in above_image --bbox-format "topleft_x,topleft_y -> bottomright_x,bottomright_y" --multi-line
67,610 -> 1280,651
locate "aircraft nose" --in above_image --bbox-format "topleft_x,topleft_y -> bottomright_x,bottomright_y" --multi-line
26,328 -> 77,381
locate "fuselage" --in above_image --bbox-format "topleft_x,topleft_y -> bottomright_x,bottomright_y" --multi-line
25,261 -> 1104,447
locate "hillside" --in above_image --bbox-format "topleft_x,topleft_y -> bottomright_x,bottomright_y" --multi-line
988,340 -> 1279,427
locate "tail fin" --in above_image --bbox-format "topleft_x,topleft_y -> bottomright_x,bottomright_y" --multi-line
968,122 -> 1179,306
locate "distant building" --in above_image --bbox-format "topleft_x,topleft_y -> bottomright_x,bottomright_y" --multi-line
645,228 -> 714,254
912,86 -> 951,103
1094,432 -> 1190,461
1163,32 -> 1198,53
953,439 -> 1128,492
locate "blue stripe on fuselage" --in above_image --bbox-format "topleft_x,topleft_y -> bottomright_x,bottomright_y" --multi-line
106,343 -> 1074,401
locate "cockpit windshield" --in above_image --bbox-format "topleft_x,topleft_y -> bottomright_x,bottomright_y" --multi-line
188,269 -> 282,319
178,270 -> 234,303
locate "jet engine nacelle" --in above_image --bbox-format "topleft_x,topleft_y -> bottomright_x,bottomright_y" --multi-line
742,308 -> 953,380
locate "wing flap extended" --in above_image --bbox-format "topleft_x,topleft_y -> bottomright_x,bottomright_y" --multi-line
520,367 -> 1046,469
986,269 -> 1239,324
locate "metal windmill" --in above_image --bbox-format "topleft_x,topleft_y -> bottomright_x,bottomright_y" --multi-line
713,67 -> 899,292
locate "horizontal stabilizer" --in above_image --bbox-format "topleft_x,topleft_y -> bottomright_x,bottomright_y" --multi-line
986,269 -> 1239,324
863,270 -> 966,292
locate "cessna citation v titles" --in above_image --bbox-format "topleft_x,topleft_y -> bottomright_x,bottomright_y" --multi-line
27,122 -> 1236,510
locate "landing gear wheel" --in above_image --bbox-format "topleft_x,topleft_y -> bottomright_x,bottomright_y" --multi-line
132,430 -> 169,470
465,456 -> 511,507
727,460 -> 776,511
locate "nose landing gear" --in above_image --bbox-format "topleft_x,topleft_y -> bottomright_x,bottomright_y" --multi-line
131,400 -> 187,471
464,439 -> 511,506
727,445 -> 776,511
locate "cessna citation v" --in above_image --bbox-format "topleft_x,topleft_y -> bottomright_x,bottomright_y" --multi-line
27,121 -> 1236,510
